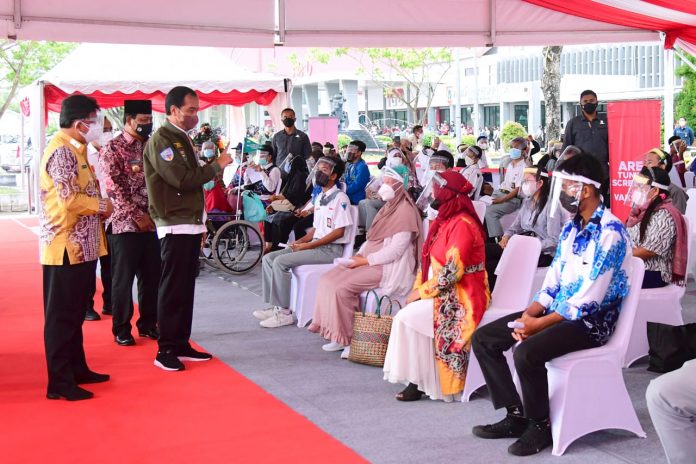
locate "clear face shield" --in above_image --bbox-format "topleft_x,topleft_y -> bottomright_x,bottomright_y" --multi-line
365,175 -> 383,195
415,171 -> 447,212
255,150 -> 270,167
385,148 -> 405,169
77,109 -> 105,144
428,155 -> 449,172
307,157 -> 336,188
671,139 -> 686,154
625,172 -> 667,209
279,152 -> 295,173
548,171 -> 601,218
555,145 -> 582,169
367,166 -> 405,198
345,144 -> 359,162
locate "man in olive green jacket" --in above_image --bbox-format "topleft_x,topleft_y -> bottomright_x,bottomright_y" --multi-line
144,86 -> 232,372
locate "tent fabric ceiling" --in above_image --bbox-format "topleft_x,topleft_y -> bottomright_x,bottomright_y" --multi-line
0,0 -> 276,47
2,1 -> 694,53
525,0 -> 696,54
0,0 -> 658,48
39,44 -> 286,113
281,0 -> 656,47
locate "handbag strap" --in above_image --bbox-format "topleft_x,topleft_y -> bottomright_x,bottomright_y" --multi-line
361,289 -> 381,316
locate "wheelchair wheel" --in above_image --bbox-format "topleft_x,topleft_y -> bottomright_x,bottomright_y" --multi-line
212,220 -> 264,274
199,221 -> 220,269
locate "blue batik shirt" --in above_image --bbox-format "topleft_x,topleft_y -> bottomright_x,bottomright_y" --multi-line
534,204 -> 632,345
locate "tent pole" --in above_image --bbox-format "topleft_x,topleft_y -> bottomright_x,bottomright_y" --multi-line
473,50 -> 480,140
672,47 -> 696,73
663,34 -> 675,149
19,110 -> 24,191
30,80 -> 45,215
455,48 -> 462,144
664,48 -> 674,148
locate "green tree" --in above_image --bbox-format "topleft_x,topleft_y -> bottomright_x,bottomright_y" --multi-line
675,52 -> 696,125
541,46 -> 563,143
0,40 -> 77,122
500,121 -> 527,151
334,48 -> 452,125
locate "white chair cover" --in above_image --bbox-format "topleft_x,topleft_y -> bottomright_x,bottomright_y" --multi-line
546,257 -> 647,456
462,235 -> 542,402
289,206 -> 358,327
623,216 -> 689,366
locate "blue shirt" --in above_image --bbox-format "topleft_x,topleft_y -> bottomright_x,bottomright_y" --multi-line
674,125 -> 694,147
534,205 -> 632,345
344,159 -> 370,205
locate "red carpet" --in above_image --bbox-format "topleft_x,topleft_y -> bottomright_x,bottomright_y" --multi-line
0,217 -> 366,464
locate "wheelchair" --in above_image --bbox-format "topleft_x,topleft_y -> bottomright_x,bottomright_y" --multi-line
200,199 -> 265,275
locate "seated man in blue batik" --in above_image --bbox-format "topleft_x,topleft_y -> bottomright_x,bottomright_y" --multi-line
470,153 -> 633,457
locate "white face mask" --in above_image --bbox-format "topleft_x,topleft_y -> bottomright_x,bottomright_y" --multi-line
478,142 -> 488,150
387,157 -> 403,168
79,120 -> 103,144
99,131 -> 113,146
426,205 -> 439,221
464,156 -> 476,167
631,189 -> 648,207
378,183 -> 396,202
521,181 -> 539,197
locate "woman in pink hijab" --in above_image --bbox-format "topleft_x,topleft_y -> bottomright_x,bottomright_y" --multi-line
308,166 -> 422,355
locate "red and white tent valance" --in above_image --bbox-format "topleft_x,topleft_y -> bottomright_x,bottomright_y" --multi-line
526,0 -> 696,55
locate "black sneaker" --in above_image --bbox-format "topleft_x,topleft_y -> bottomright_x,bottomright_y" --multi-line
154,350 -> 185,371
75,370 -> 110,385
47,386 -> 94,401
508,419 -> 553,456
472,414 -> 529,439
177,346 -> 213,362
138,327 -> 160,340
85,308 -> 101,321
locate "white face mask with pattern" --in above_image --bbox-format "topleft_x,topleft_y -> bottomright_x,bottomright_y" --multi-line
78,120 -> 103,144
99,131 -> 113,147
378,183 -> 395,202
426,205 -> 438,221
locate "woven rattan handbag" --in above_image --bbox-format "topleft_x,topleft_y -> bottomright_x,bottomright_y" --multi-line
348,289 -> 402,367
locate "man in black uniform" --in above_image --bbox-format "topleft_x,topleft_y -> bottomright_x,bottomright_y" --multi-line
271,108 -> 312,168
563,89 -> 609,204
144,86 -> 232,371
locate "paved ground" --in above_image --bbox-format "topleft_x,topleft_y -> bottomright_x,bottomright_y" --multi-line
188,260 -> 695,464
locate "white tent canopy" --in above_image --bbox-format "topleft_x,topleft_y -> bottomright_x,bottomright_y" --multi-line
1,0 -> 657,48
41,44 -> 286,95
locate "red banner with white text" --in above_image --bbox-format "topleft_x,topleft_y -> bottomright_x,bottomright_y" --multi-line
608,100 -> 661,222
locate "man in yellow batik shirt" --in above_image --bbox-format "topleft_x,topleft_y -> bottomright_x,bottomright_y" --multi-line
39,95 -> 113,401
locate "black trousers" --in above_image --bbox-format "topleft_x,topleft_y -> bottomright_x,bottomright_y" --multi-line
471,311 -> 599,419
87,225 -> 112,312
43,253 -> 96,392
264,213 -> 300,249
109,232 -> 161,337
292,214 -> 314,240
642,270 -> 668,289
485,242 -> 554,291
157,234 -> 201,353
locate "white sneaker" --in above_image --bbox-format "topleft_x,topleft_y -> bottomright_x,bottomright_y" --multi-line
252,307 -> 276,320
322,341 -> 346,352
341,347 -> 351,359
259,309 -> 294,328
